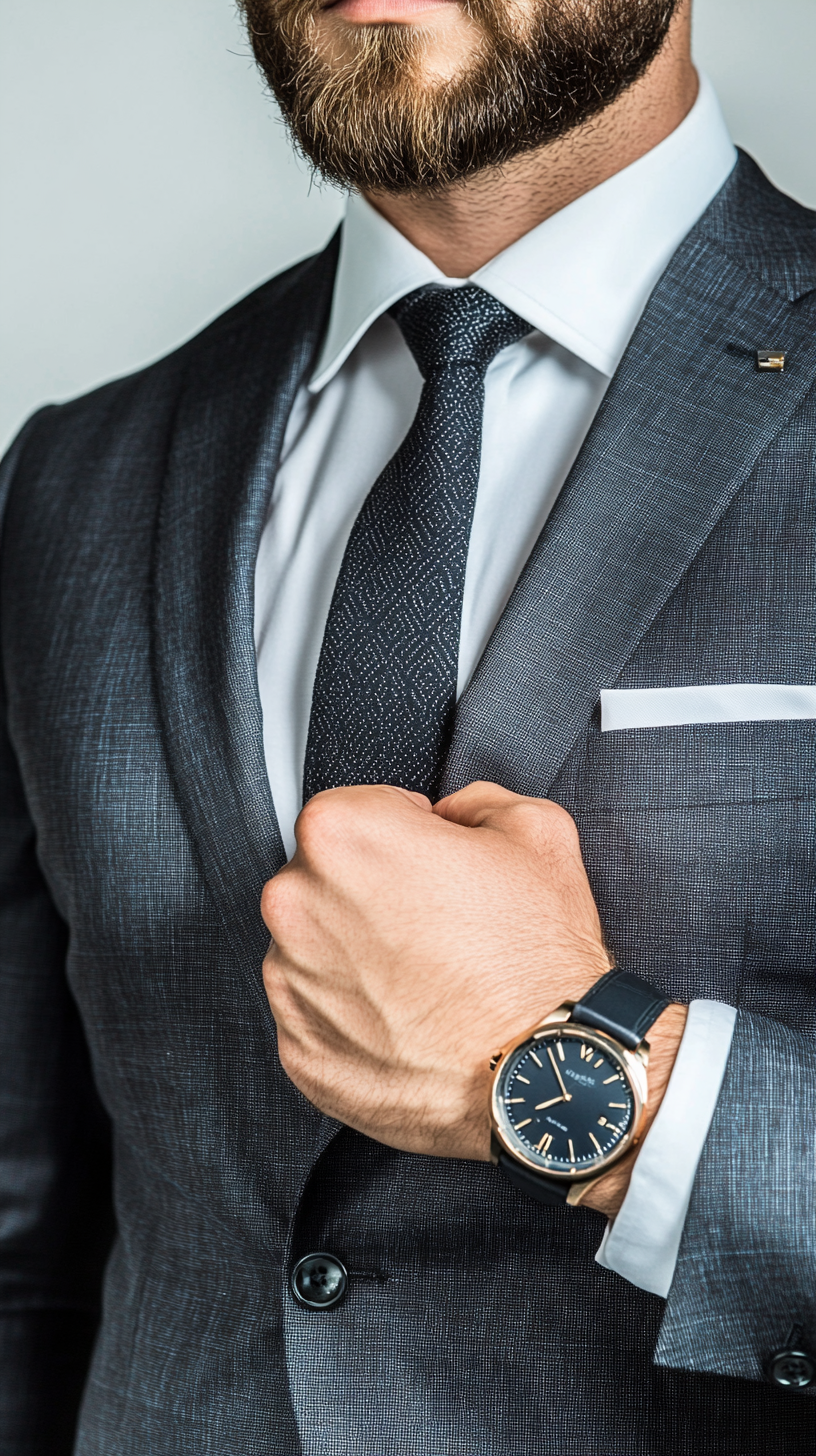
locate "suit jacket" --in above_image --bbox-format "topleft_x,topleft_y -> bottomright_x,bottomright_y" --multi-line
0,152 -> 814,1456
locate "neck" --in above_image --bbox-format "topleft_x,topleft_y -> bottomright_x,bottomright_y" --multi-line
363,2 -> 697,277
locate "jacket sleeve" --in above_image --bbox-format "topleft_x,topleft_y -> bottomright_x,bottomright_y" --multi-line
655,1007 -> 816,1391
0,416 -> 114,1456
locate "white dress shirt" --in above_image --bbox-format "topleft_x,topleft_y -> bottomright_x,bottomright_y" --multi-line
254,72 -> 738,1298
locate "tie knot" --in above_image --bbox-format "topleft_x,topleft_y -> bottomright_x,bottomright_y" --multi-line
389,284 -> 531,379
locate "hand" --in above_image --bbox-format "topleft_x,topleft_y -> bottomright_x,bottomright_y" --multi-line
545,1044 -> 572,1102
261,780 -> 616,1160
261,780 -> 685,1210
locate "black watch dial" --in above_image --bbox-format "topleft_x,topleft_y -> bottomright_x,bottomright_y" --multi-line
493,1026 -> 638,1177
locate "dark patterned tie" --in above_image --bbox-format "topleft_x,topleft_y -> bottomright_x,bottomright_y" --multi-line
303,284 -> 531,802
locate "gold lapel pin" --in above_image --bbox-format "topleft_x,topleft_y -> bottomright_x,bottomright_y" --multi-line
756,350 -> 786,372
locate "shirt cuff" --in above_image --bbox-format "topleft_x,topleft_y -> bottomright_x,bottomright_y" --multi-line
594,998 -> 737,1298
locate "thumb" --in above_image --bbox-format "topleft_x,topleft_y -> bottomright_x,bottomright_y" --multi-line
433,780 -> 524,829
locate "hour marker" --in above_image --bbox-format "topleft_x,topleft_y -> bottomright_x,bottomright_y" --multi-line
606,1124 -> 622,1135
580,1044 -> 594,1061
556,1041 -> 565,1061
568,1139 -> 576,1163
530,1051 -> 542,1068
516,1075 -> 530,1085
608,1103 -> 627,1109
515,1118 -> 532,1129
507,1098 -> 526,1104
536,1133 -> 553,1153
598,1117 -> 607,1126
589,1132 -> 603,1154
593,1058 -> 604,1069
603,1075 -> 621,1084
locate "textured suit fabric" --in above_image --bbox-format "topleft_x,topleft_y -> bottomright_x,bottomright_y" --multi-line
0,153 -> 814,1455
657,1012 -> 816,1379
304,284 -> 530,800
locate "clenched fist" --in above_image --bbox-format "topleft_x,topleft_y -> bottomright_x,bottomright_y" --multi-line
260,780 -> 684,1213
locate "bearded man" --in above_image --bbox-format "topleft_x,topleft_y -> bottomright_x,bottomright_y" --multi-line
1,0 -> 814,1450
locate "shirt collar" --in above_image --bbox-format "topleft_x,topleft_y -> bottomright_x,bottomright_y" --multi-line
309,71 -> 736,390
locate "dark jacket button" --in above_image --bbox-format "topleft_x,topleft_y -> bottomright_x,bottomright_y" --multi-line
291,1252 -> 348,1309
767,1347 -> 815,1388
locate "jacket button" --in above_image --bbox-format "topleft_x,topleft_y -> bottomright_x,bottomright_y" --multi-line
767,1347 -> 815,1388
291,1252 -> 348,1310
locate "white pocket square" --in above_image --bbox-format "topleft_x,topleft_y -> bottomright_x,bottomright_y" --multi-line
600,683 -> 816,732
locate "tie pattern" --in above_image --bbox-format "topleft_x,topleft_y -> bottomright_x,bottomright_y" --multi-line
303,284 -> 531,802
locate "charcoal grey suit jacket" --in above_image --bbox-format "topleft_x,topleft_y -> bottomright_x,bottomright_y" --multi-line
0,153 -> 814,1455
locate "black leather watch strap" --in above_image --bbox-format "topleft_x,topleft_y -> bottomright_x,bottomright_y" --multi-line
571,968 -> 669,1049
497,1153 -> 576,1207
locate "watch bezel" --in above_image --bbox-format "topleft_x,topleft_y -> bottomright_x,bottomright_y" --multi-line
489,1004 -> 649,1182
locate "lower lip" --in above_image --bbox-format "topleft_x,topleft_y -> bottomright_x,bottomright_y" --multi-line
322,0 -> 454,19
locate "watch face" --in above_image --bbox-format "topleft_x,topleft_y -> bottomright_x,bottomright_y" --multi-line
492,1025 -> 643,1178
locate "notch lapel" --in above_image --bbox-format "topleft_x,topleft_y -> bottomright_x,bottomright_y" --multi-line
441,169 -> 816,799
153,238 -> 338,972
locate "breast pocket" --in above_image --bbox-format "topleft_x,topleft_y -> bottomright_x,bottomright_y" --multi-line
549,708 -> 816,1021
588,687 -> 816,810
600,682 -> 816,735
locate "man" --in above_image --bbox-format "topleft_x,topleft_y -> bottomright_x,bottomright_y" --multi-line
0,0 -> 813,1450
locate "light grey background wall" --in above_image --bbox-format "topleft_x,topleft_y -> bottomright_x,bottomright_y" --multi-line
2,0 -> 815,453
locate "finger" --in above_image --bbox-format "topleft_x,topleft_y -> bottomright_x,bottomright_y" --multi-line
260,877 -> 279,932
260,860 -> 299,935
433,780 -> 525,828
377,785 -> 433,813
301,782 -> 431,811
295,784 -> 433,851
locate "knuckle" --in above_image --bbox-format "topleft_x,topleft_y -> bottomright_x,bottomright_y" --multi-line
542,808 -> 582,859
263,863 -> 311,938
464,780 -> 496,798
542,800 -> 579,837
261,873 -> 292,933
503,797 -> 580,853
295,792 -> 325,838
503,799 -> 545,832
296,790 -> 346,856
261,948 -> 283,999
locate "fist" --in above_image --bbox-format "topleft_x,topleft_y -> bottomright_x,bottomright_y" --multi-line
260,781 -> 611,1161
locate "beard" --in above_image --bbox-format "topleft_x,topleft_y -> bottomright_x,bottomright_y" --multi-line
240,0 -> 681,193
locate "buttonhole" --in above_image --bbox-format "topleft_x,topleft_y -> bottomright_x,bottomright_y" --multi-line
350,1267 -> 390,1284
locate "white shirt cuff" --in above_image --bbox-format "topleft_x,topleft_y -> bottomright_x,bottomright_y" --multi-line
594,998 -> 737,1297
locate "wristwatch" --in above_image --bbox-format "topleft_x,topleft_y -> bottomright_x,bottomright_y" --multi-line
489,968 -> 670,1208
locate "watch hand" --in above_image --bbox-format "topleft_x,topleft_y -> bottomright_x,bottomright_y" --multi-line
534,1095 -> 566,1110
546,1045 -> 572,1101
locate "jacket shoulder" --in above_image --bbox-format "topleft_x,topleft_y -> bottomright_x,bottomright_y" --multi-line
1,237 -> 339,476
700,151 -> 816,302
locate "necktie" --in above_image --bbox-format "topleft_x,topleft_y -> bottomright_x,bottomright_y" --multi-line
303,284 -> 531,802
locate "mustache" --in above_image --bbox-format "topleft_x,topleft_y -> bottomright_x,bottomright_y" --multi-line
243,0 -> 523,47
238,0 -> 682,193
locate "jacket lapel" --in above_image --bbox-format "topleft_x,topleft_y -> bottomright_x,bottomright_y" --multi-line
440,158 -> 816,799
153,237 -> 339,970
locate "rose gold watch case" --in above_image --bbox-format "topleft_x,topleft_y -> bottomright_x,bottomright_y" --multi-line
489,1001 -> 650,1186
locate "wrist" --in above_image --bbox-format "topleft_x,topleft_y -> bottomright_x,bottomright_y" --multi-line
579,1001 -> 688,1217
